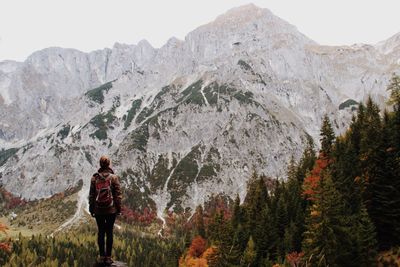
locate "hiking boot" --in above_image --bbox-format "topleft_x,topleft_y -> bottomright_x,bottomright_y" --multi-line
104,257 -> 114,266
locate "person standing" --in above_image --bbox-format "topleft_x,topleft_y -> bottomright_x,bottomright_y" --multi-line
89,155 -> 122,265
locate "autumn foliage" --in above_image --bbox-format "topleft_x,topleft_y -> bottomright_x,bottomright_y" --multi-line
0,188 -> 26,209
120,205 -> 157,225
286,251 -> 304,267
302,154 -> 329,201
179,236 -> 218,267
188,236 -> 207,257
0,223 -> 11,253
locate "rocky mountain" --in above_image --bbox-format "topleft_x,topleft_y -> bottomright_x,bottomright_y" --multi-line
1,4 -> 399,221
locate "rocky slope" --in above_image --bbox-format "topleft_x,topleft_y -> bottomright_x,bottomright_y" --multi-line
1,4 -> 399,219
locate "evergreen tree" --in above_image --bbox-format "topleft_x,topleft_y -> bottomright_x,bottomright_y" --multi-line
356,97 -> 400,249
285,160 -> 306,253
331,133 -> 363,214
194,205 -> 206,238
303,171 -> 352,266
207,211 -> 241,266
231,194 -> 242,230
242,236 -> 256,267
369,109 -> 400,249
356,204 -> 378,267
320,115 -> 335,156
387,73 -> 400,107
296,136 -> 316,183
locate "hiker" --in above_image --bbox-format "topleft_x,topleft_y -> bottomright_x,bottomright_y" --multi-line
89,155 -> 122,265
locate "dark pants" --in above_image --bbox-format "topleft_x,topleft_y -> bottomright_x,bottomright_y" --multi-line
95,213 -> 116,257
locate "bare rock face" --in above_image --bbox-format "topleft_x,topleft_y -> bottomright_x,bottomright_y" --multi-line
1,4 -> 400,219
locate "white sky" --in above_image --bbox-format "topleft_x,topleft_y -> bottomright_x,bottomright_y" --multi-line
0,0 -> 399,62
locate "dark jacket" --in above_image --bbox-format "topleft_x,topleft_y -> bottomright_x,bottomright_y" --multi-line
89,167 -> 122,215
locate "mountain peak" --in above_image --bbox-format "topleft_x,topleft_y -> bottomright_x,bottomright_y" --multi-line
137,39 -> 154,49
213,3 -> 270,25
375,32 -> 400,55
191,3 -> 309,42
222,3 -> 263,15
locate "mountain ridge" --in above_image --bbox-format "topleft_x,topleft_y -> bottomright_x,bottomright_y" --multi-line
1,4 -> 399,223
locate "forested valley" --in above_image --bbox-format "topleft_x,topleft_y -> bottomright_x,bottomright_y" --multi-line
1,76 -> 400,266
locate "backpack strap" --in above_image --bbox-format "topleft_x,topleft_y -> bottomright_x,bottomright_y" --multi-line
95,173 -> 111,180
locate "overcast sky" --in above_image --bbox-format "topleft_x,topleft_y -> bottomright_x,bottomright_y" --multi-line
1,0 -> 399,62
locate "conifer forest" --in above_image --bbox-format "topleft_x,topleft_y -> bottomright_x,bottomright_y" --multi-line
1,76 -> 400,266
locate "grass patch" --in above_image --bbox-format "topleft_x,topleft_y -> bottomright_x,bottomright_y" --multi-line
177,80 -> 205,106
238,60 -> 266,85
128,124 -> 149,152
6,191 -> 78,235
167,146 -> 201,212
85,81 -> 113,104
238,59 -> 253,72
339,99 -> 359,110
233,91 -> 256,105
197,147 -> 221,183
148,155 -> 171,191
88,110 -> 117,140
57,124 -> 71,140
153,85 -> 172,108
197,164 -> 218,183
84,151 -> 92,165
136,107 -> 154,124
124,99 -> 142,129
120,169 -> 156,212
204,82 -> 250,107
135,85 -> 172,124
0,148 -> 19,167
49,144 -> 67,158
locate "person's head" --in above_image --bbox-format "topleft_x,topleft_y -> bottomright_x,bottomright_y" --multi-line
99,155 -> 111,169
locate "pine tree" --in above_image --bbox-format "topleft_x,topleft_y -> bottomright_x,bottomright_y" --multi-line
296,137 -> 316,183
387,73 -> 400,107
369,109 -> 400,249
320,115 -> 335,156
244,175 -> 278,263
356,97 -> 400,249
242,236 -> 256,267
281,179 -> 305,263
356,204 -> 377,267
231,194 -> 241,230
331,133 -> 364,214
207,211 -> 241,266
302,171 -> 352,266
194,205 -> 206,238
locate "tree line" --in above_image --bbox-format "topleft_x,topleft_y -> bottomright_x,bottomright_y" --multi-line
1,75 -> 400,266
179,75 -> 400,266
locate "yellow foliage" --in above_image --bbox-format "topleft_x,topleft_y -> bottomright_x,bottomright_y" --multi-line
310,210 -> 320,217
202,246 -> 217,261
0,223 -> 9,235
179,241 -> 216,267
179,255 -> 208,267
